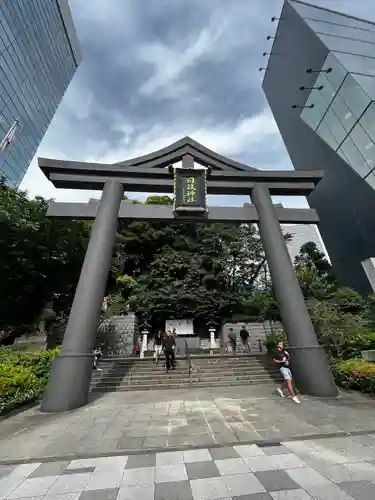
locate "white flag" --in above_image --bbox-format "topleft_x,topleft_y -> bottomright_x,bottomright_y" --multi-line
0,120 -> 18,152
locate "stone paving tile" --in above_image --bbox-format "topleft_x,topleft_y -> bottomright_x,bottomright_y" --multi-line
7,475 -> 57,498
126,454 -> 156,469
183,449 -> 212,463
262,446 -> 290,456
214,458 -> 249,475
63,467 -> 96,475
222,472 -> 266,496
0,466 -> 14,480
209,446 -> 240,460
190,476 -> 229,500
84,470 -> 123,490
255,470 -> 300,492
117,484 -> 154,500
305,483 -> 355,499
154,480 -> 193,500
339,480 -> 375,500
79,489 -> 119,500
270,492 -> 313,500
121,467 -> 155,486
156,451 -> 184,467
235,494 -> 273,500
45,494 -> 81,500
185,461 -> 220,480
244,454 -> 307,472
155,464 -> 188,483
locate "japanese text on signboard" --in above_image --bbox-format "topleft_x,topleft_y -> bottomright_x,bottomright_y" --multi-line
183,176 -> 197,204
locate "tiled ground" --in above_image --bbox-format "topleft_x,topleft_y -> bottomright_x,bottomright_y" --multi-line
1,386 -> 375,462
1,435 -> 375,500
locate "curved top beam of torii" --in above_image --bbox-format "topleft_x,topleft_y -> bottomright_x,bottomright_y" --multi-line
114,136 -> 257,172
38,136 -> 323,195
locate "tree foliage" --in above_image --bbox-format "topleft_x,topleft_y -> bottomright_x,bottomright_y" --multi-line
0,182 -> 90,333
293,241 -> 375,359
108,195 -> 278,326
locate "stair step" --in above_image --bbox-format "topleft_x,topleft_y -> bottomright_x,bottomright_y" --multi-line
94,375 -> 278,386
92,379 -> 279,392
90,354 -> 279,394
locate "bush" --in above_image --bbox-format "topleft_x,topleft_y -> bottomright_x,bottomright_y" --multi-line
265,330 -> 287,352
0,348 -> 59,414
0,364 -> 39,414
332,358 -> 375,394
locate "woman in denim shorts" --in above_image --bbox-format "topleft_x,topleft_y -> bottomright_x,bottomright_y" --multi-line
273,342 -> 300,404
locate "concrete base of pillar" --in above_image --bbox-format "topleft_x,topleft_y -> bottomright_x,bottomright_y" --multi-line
289,345 -> 338,397
40,354 -> 93,413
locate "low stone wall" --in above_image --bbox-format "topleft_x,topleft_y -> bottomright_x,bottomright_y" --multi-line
97,314 -> 137,356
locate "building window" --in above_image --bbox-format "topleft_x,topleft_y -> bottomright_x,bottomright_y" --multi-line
350,123 -> 375,169
316,120 -> 339,151
360,102 -> 375,144
330,92 -> 356,132
318,73 -> 336,107
334,52 -> 375,77
322,52 -> 347,91
323,108 -> 347,144
290,0 -> 375,32
301,88 -> 332,131
305,18 -> 375,44
364,171 -> 375,189
352,74 -> 375,101
339,135 -> 373,177
318,33 -> 375,58
339,74 -> 372,119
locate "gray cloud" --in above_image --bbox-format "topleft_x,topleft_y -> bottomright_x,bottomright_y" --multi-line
21,0 -> 375,208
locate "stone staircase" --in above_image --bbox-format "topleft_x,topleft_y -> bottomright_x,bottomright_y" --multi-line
90,354 -> 282,393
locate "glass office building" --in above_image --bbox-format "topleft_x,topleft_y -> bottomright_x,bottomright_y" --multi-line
262,0 -> 375,294
0,0 -> 81,186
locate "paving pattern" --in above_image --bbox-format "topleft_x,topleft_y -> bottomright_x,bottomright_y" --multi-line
1,436 -> 375,499
1,386 -> 375,462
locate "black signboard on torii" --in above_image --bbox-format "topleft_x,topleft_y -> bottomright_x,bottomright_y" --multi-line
37,136 -> 338,413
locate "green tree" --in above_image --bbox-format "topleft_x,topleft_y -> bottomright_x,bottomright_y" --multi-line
0,183 -> 90,334
107,195 -> 271,325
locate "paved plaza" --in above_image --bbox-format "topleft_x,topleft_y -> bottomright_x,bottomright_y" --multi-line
1,386 -> 375,463
1,436 -> 375,499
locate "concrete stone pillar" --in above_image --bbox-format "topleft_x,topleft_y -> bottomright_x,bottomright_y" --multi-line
41,180 -> 124,412
251,185 -> 337,397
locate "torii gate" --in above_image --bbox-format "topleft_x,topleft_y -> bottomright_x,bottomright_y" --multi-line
38,137 -> 337,412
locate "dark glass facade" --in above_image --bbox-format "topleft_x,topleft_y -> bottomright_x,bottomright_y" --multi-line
262,0 -> 375,294
0,0 -> 80,187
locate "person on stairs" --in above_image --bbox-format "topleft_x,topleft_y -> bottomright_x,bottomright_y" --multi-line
239,325 -> 251,353
228,328 -> 237,353
273,342 -> 300,404
93,346 -> 103,371
154,330 -> 163,364
163,330 -> 176,373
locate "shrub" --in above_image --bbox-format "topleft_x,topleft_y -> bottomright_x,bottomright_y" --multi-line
0,348 -> 59,414
265,330 -> 287,353
0,364 -> 39,414
332,358 -> 375,394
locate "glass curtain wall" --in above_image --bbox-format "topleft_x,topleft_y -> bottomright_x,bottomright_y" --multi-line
291,0 -> 375,190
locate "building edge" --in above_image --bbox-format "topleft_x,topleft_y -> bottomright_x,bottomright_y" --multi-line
56,0 -> 82,66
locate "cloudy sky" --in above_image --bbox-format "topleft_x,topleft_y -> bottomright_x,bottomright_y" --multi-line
20,0 -> 375,208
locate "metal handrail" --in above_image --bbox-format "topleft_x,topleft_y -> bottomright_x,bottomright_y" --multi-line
184,339 -> 192,383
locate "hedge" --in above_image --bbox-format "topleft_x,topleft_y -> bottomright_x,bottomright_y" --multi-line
332,358 -> 375,394
0,348 -> 59,415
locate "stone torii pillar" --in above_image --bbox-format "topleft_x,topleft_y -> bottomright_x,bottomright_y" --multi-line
41,180 -> 124,412
251,185 -> 337,397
